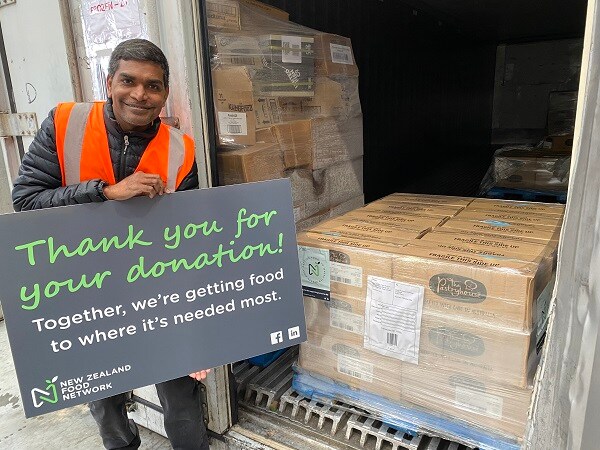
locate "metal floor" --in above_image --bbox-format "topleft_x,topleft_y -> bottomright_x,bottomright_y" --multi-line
0,320 -> 170,450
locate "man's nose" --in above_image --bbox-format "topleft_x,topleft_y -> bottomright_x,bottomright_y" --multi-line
130,84 -> 147,101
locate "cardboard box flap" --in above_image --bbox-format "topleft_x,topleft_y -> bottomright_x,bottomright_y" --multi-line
468,198 -> 565,217
418,230 -> 554,261
442,219 -> 561,242
298,231 -> 410,255
455,210 -> 564,228
379,193 -> 474,208
310,218 -> 423,242
364,201 -> 463,218
343,209 -> 445,231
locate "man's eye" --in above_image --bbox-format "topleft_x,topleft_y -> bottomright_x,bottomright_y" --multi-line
122,79 -> 133,85
148,84 -> 160,91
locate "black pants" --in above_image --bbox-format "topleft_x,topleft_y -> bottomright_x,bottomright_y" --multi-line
89,376 -> 209,449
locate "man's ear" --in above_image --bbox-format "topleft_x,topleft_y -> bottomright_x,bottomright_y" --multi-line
106,75 -> 113,98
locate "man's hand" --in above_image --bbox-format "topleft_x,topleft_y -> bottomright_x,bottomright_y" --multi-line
189,369 -> 211,381
103,171 -> 169,201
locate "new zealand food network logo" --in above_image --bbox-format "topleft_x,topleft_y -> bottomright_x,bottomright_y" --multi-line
31,376 -> 59,408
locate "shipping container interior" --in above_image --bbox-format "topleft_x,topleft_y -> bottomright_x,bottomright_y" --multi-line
211,0 -> 587,448
244,0 -> 586,202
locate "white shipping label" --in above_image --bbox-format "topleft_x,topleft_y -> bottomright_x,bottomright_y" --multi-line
217,112 -> 248,136
337,354 -> 374,383
364,276 -> 424,364
330,43 -> 353,65
330,262 -> 362,287
281,35 -> 302,63
455,386 -> 504,419
535,274 -> 556,341
330,308 -> 364,335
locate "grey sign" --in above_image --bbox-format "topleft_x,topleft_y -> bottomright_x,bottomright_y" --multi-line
0,179 -> 306,417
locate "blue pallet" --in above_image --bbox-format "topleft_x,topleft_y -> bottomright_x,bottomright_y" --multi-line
248,349 -> 287,368
293,368 -> 521,450
486,186 -> 567,203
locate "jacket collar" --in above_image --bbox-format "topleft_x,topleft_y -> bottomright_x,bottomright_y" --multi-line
103,99 -> 161,141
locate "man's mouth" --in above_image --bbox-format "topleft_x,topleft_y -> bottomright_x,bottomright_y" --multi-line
123,102 -> 152,111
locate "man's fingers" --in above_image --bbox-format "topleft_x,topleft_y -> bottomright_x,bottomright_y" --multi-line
189,369 -> 211,381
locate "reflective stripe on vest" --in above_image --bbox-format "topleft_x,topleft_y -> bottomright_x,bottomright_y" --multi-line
54,102 -> 195,190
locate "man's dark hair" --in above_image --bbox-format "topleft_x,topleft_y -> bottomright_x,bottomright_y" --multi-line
108,38 -> 170,86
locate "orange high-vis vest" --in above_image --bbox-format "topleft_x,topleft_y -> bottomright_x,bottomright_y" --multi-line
54,102 -> 195,191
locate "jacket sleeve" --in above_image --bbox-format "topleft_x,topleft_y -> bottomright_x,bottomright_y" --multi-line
176,159 -> 200,192
12,109 -> 106,212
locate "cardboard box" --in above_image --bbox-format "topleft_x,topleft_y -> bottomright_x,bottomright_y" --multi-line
206,0 -> 241,30
418,230 -> 554,262
493,149 -> 570,190
299,335 -> 404,401
303,293 -> 541,388
276,77 -> 362,120
255,34 -> 315,97
380,193 -> 473,208
212,66 -> 256,146
266,116 -> 364,170
541,135 -> 574,152
274,120 -> 313,168
454,210 -> 564,229
313,33 -> 359,77
467,198 -> 565,217
298,231 -> 409,299
217,143 -> 284,184
240,0 -> 289,21
364,201 -> 463,218
299,332 -> 531,441
343,209 -> 445,233
213,33 -> 263,67
392,244 -> 554,330
441,218 -> 561,242
304,295 -> 365,344
310,218 -> 422,245
401,365 -> 532,440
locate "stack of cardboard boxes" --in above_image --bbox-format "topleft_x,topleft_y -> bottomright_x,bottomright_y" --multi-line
297,194 -> 564,444
208,0 -> 364,230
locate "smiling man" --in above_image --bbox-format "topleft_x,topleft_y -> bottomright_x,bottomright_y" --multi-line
12,39 -> 210,449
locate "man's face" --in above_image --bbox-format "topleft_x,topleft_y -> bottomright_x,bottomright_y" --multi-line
107,59 -> 169,132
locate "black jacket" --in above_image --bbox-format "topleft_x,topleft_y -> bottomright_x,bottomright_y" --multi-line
12,100 -> 199,211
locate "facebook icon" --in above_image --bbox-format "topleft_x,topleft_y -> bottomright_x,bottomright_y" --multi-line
270,331 -> 283,345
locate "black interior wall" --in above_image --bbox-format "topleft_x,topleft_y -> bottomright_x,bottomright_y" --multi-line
260,0 -> 497,201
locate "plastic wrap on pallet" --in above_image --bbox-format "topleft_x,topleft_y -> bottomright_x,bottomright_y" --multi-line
208,0 -> 361,150
295,195 -> 364,232
296,193 -> 563,447
479,146 -> 571,195
298,328 -> 536,444
547,91 -> 578,136
292,365 -> 522,450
